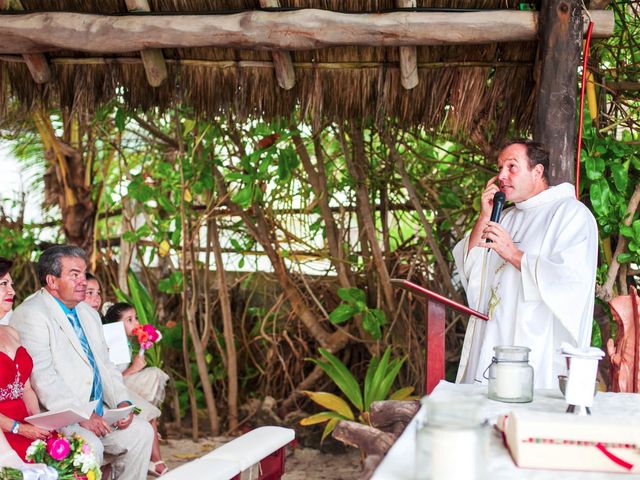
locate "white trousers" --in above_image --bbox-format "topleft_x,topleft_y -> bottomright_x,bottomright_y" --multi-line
63,415 -> 154,480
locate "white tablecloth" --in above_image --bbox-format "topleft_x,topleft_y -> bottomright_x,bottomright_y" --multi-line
372,381 -> 640,480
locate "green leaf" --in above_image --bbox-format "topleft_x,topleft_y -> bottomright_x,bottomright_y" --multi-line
585,155 -> 604,180
231,186 -> 254,208
362,309 -> 386,340
300,411 -> 344,426
321,417 -> 340,442
610,163 -> 628,193
115,108 -> 126,132
617,252 -> 634,264
311,349 -> 363,411
337,287 -> 366,304
328,304 -> 357,324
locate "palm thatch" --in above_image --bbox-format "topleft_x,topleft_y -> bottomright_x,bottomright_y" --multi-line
1,0 -> 538,143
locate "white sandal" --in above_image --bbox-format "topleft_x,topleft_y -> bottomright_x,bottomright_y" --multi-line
148,460 -> 169,477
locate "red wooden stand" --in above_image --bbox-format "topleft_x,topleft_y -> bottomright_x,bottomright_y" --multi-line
391,279 -> 489,394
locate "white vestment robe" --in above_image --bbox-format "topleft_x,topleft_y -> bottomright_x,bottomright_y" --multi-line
453,183 -> 598,388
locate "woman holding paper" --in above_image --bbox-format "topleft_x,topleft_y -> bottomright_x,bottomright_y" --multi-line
0,258 -> 51,460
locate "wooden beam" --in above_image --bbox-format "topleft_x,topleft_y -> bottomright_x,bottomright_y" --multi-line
0,10 -> 614,55
259,0 -> 295,90
124,0 -> 167,87
2,0 -> 51,83
534,0 -> 582,185
397,0 -> 419,90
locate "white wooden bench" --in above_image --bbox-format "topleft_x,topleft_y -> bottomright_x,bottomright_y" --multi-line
164,426 -> 295,480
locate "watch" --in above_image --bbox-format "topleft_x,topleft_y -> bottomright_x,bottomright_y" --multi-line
10,421 -> 20,434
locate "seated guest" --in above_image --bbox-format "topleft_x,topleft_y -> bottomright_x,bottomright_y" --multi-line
104,302 -> 170,476
0,257 -> 15,325
10,245 -> 154,480
84,273 -> 103,314
0,258 -> 51,460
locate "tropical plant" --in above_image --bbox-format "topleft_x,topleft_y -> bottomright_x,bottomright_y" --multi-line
300,347 -> 415,440
329,287 -> 387,340
114,270 -> 163,367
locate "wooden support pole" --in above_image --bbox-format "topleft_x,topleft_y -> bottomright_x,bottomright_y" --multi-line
259,0 -> 295,90
1,0 -> 51,83
124,0 -> 168,87
0,10 -> 614,55
397,0 -> 419,90
533,0 -> 583,185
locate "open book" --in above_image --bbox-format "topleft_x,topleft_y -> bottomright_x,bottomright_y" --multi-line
25,401 -> 136,430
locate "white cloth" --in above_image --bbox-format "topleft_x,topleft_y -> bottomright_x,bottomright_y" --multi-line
10,289 -> 154,480
372,381 -> 640,480
453,183 -> 598,388
117,363 -> 168,421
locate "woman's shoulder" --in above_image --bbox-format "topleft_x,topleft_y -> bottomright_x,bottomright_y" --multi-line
0,325 -> 20,343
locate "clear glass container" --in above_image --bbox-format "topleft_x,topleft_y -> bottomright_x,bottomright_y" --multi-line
415,397 -> 488,480
487,345 -> 534,403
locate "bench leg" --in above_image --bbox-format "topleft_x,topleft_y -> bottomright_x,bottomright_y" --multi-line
258,446 -> 286,480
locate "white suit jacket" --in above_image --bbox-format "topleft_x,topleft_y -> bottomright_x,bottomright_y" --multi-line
11,289 -> 129,412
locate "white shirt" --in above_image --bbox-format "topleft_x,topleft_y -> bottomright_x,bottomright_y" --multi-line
0,310 -> 11,326
453,183 -> 598,388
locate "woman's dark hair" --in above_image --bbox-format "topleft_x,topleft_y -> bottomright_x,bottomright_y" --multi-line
0,258 -> 13,278
86,272 -> 97,281
104,302 -> 134,324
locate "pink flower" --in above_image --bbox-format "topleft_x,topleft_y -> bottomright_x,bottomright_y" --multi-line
142,324 -> 160,342
81,443 -> 91,454
46,436 -> 71,461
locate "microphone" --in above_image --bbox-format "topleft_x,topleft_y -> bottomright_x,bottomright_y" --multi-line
487,191 -> 506,243
490,191 -> 506,223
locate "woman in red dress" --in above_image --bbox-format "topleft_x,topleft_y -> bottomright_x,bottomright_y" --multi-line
0,258 -> 51,460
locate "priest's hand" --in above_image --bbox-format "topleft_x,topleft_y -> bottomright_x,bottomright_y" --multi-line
481,221 -> 523,270
480,175 -> 501,219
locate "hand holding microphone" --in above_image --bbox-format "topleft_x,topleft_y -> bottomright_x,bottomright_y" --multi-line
486,191 -> 506,243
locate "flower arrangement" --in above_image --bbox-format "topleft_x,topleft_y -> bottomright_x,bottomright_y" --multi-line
132,324 -> 162,357
26,434 -> 101,480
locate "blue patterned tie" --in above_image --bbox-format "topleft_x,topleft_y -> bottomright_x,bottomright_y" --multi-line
66,311 -> 104,416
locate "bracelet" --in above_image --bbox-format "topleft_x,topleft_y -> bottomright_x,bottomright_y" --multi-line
10,421 -> 20,434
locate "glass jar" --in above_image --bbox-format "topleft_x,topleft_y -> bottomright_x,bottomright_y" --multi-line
415,397 -> 488,480
487,345 -> 534,403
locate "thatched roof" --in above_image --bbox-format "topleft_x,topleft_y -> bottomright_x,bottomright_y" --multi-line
1,1 -> 540,142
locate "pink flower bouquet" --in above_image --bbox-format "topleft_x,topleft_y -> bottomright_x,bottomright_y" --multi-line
24,433 -> 101,480
132,324 -> 162,357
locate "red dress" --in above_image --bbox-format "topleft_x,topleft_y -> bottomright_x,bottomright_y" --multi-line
0,346 -> 34,460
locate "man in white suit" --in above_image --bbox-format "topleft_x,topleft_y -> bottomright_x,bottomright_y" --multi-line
11,245 -> 154,480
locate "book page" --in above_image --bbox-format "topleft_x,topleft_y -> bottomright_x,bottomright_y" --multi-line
102,322 -> 131,365
25,401 -> 97,430
103,404 -> 136,425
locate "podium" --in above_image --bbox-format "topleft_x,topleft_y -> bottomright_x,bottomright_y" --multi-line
391,279 -> 489,394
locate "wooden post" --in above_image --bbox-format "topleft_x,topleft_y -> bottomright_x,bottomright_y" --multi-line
125,0 -> 168,87
425,299 -> 445,394
259,0 -> 296,90
397,0 -> 419,89
534,0 -> 583,185
2,0 -> 51,84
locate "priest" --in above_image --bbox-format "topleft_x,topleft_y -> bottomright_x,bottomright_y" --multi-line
453,140 -> 598,388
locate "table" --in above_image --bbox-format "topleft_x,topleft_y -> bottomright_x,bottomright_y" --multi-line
372,381 -> 640,480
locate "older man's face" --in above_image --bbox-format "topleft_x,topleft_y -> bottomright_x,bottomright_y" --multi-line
48,257 -> 88,308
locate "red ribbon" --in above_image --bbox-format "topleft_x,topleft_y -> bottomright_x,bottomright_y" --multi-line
596,443 -> 634,471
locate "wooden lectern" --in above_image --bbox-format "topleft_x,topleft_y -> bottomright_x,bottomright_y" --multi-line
391,279 -> 489,394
